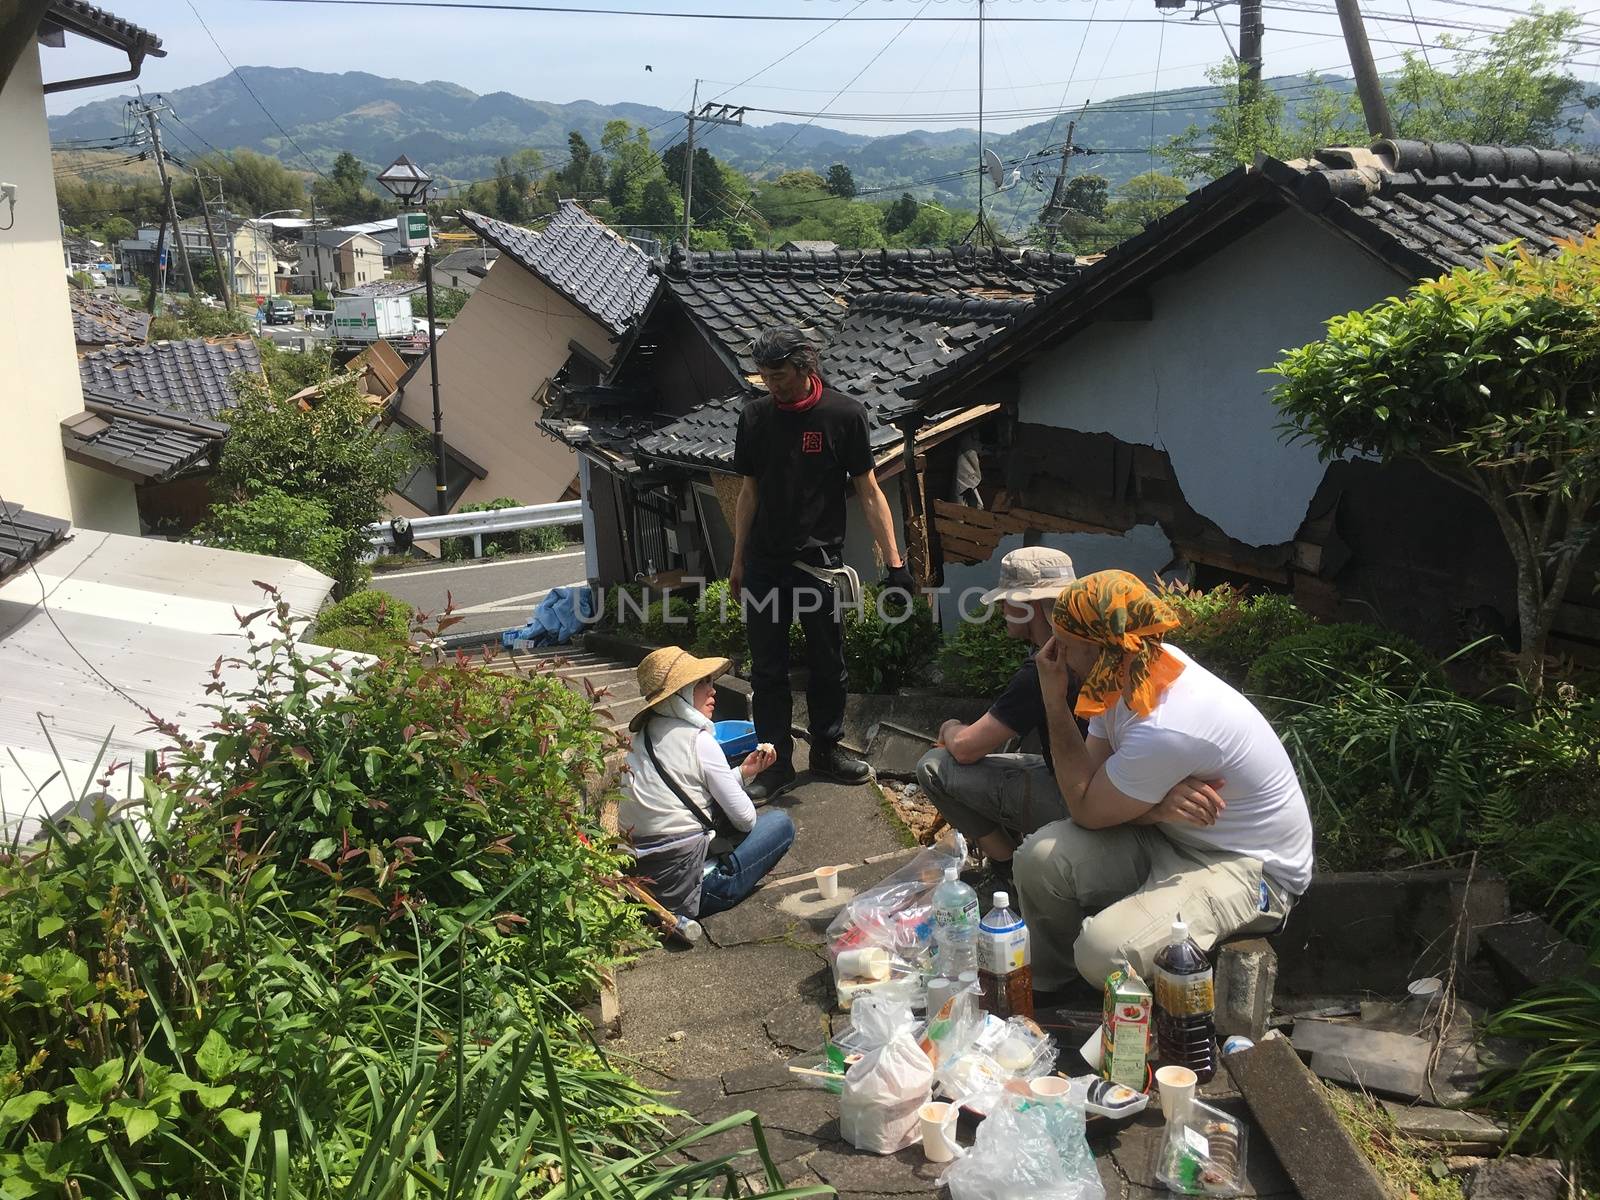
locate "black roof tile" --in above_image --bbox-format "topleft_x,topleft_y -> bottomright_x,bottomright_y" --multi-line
0,505 -> 70,584
77,336 -> 262,422
458,204 -> 656,336
62,390 -> 225,483
69,290 -> 150,348
44,1 -> 163,55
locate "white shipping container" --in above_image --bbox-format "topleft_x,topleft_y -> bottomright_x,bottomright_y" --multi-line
332,294 -> 412,341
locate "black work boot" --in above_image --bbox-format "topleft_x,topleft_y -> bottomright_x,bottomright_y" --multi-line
748,760 -> 798,802
810,743 -> 872,785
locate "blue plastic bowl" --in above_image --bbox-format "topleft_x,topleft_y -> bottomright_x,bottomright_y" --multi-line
714,720 -> 758,761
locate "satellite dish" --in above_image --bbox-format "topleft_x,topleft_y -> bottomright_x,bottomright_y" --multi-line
983,148 -> 1005,190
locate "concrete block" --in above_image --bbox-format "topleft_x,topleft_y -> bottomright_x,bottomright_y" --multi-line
1275,869 -> 1507,997
1466,1155 -> 1569,1200
1479,912 -> 1596,995
1225,1036 -> 1389,1200
1379,1101 -> 1507,1150
1215,937 -> 1278,1042
1291,1019 -> 1432,1100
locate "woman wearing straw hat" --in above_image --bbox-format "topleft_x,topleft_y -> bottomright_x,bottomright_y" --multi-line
620,646 -> 797,942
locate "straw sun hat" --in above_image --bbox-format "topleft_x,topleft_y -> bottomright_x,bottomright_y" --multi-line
629,646 -> 733,731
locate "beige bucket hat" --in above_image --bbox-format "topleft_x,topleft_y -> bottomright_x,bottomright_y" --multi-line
979,546 -> 1078,606
630,646 -> 733,731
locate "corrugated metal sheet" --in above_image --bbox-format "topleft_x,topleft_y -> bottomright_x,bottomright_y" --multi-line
0,531 -> 334,834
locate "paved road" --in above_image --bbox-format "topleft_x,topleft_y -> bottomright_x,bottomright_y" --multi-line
372,548 -> 588,638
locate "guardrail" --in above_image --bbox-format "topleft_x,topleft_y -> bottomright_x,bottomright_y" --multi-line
367,500 -> 583,558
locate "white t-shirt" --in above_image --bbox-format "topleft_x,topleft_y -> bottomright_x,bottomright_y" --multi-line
1087,645 -> 1314,894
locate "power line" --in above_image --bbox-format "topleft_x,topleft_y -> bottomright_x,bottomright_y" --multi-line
706,0 -> 873,106
243,0 -> 1285,22
183,0 -> 329,180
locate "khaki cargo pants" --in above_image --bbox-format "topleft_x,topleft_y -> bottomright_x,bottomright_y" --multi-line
1013,819 -> 1294,991
915,748 -> 1067,847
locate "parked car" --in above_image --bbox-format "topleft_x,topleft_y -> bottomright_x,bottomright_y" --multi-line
264,297 -> 297,325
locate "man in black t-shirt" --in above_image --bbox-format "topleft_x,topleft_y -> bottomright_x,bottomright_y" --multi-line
731,325 -> 913,800
917,547 -> 1081,866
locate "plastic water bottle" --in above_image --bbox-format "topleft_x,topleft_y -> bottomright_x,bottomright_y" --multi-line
1153,916 -> 1218,1082
931,867 -> 979,977
978,890 -> 1033,1018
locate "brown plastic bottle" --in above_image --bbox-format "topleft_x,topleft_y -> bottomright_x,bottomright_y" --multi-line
1152,916 -> 1217,1082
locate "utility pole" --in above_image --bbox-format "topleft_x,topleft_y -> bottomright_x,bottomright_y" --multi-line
195,170 -> 234,312
1039,119 -> 1084,251
137,96 -> 197,299
1335,0 -> 1395,138
680,88 -> 746,249
1239,0 -> 1264,93
146,203 -> 168,317
977,0 -> 987,243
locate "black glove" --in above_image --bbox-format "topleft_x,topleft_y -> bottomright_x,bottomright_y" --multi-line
883,563 -> 916,595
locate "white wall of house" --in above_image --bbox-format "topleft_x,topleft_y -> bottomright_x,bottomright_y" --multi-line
841,485 -> 906,582
396,256 -> 604,513
0,45 -> 137,533
1017,208 -> 1405,549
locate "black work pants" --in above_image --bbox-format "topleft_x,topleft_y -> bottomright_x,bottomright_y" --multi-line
741,558 -> 847,765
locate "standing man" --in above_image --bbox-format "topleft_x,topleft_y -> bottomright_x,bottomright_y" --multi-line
731,325 -> 913,800
916,547 -> 1080,872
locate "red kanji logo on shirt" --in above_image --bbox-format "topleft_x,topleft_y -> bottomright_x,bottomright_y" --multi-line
801,431 -> 824,454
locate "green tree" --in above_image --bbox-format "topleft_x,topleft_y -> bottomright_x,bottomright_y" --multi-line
1269,237 -> 1600,694
205,374 -> 420,595
825,163 -> 857,198
197,487 -> 344,578
1388,8 -> 1595,146
1106,172 -> 1190,233
184,149 -> 304,218
1163,63 -> 1362,182
832,203 -> 885,248
312,150 -> 382,224
901,202 -> 965,247
98,215 -> 135,246
553,131 -> 605,199
1060,174 -> 1109,221
884,192 -> 920,236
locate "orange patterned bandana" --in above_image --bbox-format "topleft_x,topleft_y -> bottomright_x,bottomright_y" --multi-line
1051,570 -> 1185,719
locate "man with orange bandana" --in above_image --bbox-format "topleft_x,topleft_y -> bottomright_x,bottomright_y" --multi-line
1017,569 -> 1313,997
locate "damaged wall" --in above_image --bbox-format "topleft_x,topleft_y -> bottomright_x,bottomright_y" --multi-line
1016,208 -> 1405,549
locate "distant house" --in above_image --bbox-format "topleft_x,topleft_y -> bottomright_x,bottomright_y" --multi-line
540,244 -> 1081,588
231,219 -> 278,302
69,336 -> 263,531
331,218 -> 422,271
302,229 -> 384,292
389,202 -> 657,523
903,140 -> 1600,653
117,220 -> 234,289
431,244 -> 500,293
778,239 -> 840,254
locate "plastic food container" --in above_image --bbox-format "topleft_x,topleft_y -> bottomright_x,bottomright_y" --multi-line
713,720 -> 758,760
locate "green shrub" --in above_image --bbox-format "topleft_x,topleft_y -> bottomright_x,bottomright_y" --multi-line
309,587 -> 413,655
1246,622 -> 1434,717
938,605 -> 1029,696
0,600 -> 663,1195
1161,582 -> 1313,687
841,585 -> 942,693
196,487 -> 344,579
694,578 -> 747,665
440,498 -> 572,561
311,287 -> 331,310
599,583 -> 695,647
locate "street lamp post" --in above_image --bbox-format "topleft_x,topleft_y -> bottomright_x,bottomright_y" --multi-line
377,154 -> 446,517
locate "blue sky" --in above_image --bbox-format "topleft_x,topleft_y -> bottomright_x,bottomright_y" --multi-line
44,0 -> 1600,132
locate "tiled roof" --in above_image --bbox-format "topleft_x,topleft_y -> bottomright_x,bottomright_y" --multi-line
457,203 -> 657,335
0,505 -> 70,584
661,243 -> 1080,379
338,280 -> 424,298
1263,140 -> 1600,273
903,139 -> 1600,408
434,246 -> 499,275
70,291 -> 150,349
634,291 -> 1035,472
78,336 -> 262,422
62,391 -> 224,483
44,1 -> 163,56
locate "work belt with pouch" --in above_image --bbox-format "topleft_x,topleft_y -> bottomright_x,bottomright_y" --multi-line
791,551 -> 862,610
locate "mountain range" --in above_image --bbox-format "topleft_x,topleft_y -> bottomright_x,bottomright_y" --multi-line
50,65 -> 1376,209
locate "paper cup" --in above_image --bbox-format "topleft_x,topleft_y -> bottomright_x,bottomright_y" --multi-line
1155,1064 -> 1197,1125
1028,1075 -> 1071,1102
815,865 -> 839,899
837,947 -> 890,981
919,1101 -> 961,1162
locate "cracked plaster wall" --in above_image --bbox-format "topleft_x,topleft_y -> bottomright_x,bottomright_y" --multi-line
1017,208 -> 1405,548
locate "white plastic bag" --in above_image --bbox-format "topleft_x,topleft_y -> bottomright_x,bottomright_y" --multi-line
848,993 -> 916,1049
839,1031 -> 934,1155
826,831 -> 967,971
940,1096 -> 1106,1200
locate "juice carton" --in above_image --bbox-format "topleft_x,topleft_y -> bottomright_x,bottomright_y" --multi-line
1103,961 -> 1152,1091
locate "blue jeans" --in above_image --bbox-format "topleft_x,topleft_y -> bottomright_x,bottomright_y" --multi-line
698,810 -> 797,918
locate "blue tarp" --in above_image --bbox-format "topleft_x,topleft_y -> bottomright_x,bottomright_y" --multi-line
501,585 -> 595,649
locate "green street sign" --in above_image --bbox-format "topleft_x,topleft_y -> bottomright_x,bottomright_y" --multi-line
398,212 -> 431,248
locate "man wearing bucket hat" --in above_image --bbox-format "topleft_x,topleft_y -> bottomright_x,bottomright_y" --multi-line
915,547 -> 1083,873
1017,570 -> 1313,997
620,647 -> 797,940
730,324 -> 914,801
